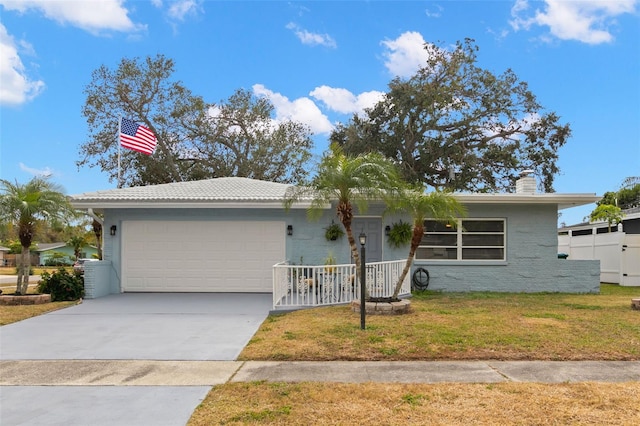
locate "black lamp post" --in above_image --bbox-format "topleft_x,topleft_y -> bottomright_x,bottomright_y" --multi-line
359,231 -> 367,330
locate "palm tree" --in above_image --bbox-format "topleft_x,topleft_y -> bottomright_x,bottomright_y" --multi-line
386,187 -> 466,299
67,235 -> 89,260
0,178 -> 73,294
590,204 -> 623,232
285,145 -> 402,295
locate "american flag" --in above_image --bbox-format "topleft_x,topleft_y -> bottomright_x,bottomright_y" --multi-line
120,117 -> 157,155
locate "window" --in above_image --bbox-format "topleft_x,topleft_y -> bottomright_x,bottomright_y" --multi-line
417,219 -> 505,261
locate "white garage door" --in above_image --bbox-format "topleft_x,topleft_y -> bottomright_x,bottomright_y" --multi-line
121,220 -> 285,292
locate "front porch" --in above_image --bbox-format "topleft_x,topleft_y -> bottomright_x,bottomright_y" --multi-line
272,259 -> 411,310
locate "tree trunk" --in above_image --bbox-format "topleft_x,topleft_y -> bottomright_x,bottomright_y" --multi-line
337,201 -> 370,298
15,258 -> 23,295
16,247 -> 30,295
342,222 -> 371,299
392,224 -> 423,299
93,220 -> 103,260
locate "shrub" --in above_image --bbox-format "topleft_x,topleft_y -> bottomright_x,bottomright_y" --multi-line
44,252 -> 74,266
37,268 -> 84,301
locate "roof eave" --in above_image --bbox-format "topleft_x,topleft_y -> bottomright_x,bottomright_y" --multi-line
453,193 -> 600,209
71,200 -> 315,210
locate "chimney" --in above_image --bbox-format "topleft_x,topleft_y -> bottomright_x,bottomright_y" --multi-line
516,170 -> 536,194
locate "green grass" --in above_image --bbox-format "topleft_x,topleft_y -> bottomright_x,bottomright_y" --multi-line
240,284 -> 640,361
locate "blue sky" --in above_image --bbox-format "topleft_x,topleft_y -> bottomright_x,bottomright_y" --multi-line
1,0 -> 638,226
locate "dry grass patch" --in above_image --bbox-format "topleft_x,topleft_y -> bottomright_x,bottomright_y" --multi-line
240,285 -> 640,361
0,301 -> 78,325
0,266 -> 69,276
189,382 -> 640,425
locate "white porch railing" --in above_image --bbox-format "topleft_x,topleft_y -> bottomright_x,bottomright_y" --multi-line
272,259 -> 411,310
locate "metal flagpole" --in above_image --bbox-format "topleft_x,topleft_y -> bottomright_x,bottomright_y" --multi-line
117,117 -> 122,189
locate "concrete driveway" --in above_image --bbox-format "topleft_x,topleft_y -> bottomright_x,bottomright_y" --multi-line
0,293 -> 272,360
0,293 -> 272,425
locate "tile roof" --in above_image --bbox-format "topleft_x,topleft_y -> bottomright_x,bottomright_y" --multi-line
71,177 -> 295,203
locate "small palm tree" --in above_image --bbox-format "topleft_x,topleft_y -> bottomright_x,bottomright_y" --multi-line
590,204 -> 623,232
285,144 -> 402,296
0,178 -> 73,294
67,235 -> 89,260
386,187 -> 466,299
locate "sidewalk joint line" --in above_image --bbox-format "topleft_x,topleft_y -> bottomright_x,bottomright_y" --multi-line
226,361 -> 246,383
486,362 -> 512,382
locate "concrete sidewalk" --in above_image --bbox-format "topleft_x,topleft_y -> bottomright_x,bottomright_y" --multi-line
2,360 -> 639,385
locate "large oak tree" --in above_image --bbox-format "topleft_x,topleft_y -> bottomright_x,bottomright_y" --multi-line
79,55 -> 313,187
331,39 -> 570,193
597,177 -> 640,210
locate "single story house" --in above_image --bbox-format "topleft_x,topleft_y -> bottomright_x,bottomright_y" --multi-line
70,174 -> 601,303
558,207 -> 640,286
35,243 -> 98,266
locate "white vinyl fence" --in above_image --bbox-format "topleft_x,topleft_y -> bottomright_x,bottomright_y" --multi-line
558,232 -> 640,286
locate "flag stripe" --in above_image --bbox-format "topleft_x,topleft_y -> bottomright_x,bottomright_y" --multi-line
120,117 -> 157,155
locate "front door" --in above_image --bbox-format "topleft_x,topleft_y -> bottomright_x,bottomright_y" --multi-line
352,217 -> 382,262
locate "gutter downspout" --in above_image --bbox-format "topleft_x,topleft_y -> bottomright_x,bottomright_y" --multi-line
87,208 -> 103,225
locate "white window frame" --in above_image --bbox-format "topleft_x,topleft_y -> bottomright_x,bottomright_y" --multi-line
418,218 -> 506,261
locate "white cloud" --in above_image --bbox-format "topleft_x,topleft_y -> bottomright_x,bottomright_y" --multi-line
286,22 -> 337,48
252,84 -> 334,134
0,23 -> 45,106
0,0 -> 145,106
486,26 -> 510,41
425,4 -> 443,18
510,0 -> 638,44
309,86 -> 384,115
167,0 -> 203,21
19,162 -> 53,178
0,0 -> 144,34
381,31 -> 430,78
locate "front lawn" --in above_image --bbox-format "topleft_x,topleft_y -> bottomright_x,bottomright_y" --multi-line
193,285 -> 639,425
239,284 -> 640,361
189,382 -> 640,426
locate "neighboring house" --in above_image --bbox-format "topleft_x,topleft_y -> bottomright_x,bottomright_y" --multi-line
71,174 -> 600,302
558,207 -> 640,286
0,246 -> 9,266
36,243 -> 98,266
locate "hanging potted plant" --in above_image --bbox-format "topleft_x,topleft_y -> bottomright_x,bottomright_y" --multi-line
387,221 -> 412,248
324,221 -> 344,241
